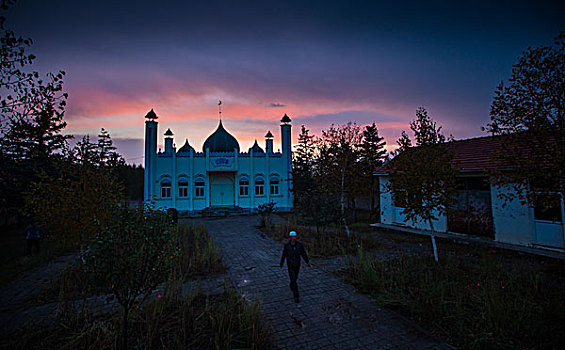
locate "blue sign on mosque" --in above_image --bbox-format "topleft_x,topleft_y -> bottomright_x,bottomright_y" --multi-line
212,157 -> 233,167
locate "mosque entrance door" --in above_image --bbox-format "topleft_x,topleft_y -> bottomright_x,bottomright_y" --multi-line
210,174 -> 235,206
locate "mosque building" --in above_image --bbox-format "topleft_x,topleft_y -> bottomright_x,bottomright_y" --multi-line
143,108 -> 293,213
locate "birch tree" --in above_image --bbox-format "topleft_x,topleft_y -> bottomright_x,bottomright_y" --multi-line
388,107 -> 457,262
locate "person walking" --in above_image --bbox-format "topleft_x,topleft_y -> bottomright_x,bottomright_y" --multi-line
25,222 -> 41,255
280,231 -> 310,303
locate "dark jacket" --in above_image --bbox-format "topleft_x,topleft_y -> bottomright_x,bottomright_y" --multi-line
280,241 -> 309,268
25,225 -> 41,240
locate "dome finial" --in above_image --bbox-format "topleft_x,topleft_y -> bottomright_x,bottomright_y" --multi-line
145,108 -> 158,120
249,140 -> 265,154
281,113 -> 291,124
218,100 -> 222,121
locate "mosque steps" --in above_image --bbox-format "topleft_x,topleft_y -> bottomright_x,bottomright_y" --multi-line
195,206 -> 252,218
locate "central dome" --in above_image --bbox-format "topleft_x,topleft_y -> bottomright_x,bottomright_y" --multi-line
203,120 -> 240,153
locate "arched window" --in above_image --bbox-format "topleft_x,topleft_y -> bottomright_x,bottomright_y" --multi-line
161,179 -> 171,198
254,176 -> 264,196
239,176 -> 249,196
270,175 -> 280,195
178,178 -> 189,198
195,178 -> 205,198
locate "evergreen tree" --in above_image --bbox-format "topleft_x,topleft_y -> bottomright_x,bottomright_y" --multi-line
292,125 -> 316,195
97,128 -> 118,166
3,101 -> 70,162
73,135 -> 99,166
0,2 -> 69,221
359,122 -> 386,212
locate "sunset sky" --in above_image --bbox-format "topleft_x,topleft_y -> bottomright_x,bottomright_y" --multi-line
7,0 -> 564,164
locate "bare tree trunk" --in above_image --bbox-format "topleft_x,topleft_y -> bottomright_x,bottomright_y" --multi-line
352,198 -> 357,223
428,218 -> 439,263
340,169 -> 345,217
122,306 -> 129,350
341,169 -> 351,237
370,178 -> 375,218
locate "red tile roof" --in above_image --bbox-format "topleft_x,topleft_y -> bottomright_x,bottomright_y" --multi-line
375,134 -> 524,175
451,135 -> 506,171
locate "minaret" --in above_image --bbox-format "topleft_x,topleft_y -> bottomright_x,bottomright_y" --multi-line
280,113 -> 292,207
144,109 -> 158,201
164,128 -> 174,154
265,130 -> 274,154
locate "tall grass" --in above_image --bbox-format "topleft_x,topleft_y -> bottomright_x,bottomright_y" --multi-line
342,249 -> 565,349
2,285 -> 271,350
174,224 -> 224,280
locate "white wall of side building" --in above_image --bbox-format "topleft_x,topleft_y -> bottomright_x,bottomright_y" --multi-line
490,183 -> 534,246
378,176 -> 447,232
378,175 -> 561,249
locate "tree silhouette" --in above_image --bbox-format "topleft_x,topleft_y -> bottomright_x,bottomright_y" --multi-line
359,123 -> 387,214
485,31 -> 565,203
388,107 -> 457,262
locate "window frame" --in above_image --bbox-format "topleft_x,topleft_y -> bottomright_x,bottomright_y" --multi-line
534,191 -> 564,223
194,177 -> 205,198
160,179 -> 172,198
254,176 -> 265,196
178,178 -> 189,198
239,176 -> 249,196
270,175 -> 280,196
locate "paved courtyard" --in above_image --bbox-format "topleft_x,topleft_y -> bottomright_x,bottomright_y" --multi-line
192,216 -> 453,350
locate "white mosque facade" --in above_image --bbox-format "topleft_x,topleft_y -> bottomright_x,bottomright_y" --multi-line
143,109 -> 293,213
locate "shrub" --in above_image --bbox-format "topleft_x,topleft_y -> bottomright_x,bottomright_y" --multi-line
81,206 -> 178,349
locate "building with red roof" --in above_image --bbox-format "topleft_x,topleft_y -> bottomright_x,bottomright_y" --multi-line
375,135 -> 564,251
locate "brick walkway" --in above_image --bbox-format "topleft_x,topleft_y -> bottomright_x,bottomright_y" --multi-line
192,216 -> 453,350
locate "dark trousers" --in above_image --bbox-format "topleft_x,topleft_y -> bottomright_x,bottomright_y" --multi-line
26,238 -> 40,255
288,265 -> 300,298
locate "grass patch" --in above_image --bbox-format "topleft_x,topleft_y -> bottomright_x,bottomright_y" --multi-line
339,249 -> 565,350
2,286 -> 272,350
174,223 -> 224,279
0,223 -> 72,288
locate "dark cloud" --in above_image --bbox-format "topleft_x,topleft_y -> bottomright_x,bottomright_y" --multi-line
268,103 -> 286,108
